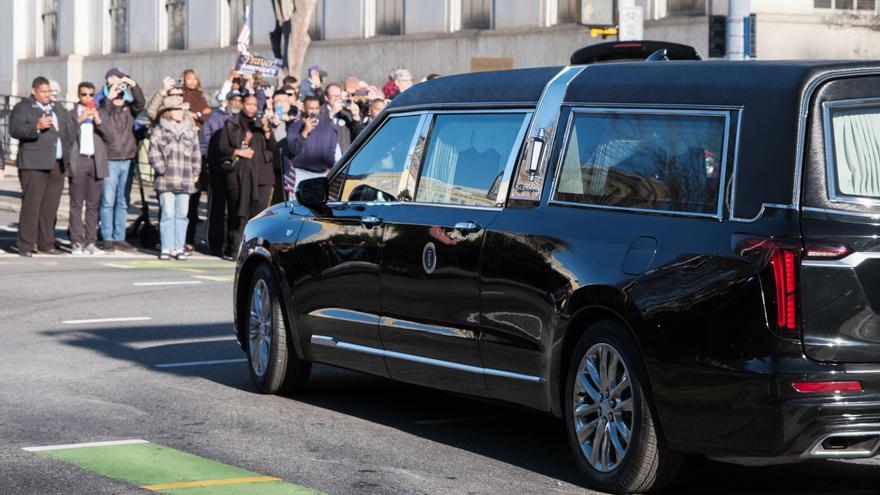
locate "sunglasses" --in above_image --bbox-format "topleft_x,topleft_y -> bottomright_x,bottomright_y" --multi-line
79,92 -> 95,97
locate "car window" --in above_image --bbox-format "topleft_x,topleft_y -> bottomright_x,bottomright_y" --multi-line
554,111 -> 726,215
336,115 -> 421,202
828,104 -> 880,200
414,113 -> 527,207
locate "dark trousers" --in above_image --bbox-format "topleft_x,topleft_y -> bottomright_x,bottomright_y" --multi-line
227,185 -> 271,255
18,160 -> 64,253
185,190 -> 200,245
206,168 -> 229,252
69,156 -> 104,246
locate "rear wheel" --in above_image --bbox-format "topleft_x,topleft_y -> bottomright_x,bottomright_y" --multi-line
247,263 -> 311,394
564,320 -> 682,494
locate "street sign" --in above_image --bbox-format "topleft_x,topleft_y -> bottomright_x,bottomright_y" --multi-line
580,0 -> 614,27
744,13 -> 757,59
618,6 -> 644,42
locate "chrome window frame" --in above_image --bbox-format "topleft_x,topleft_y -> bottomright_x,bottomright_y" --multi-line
548,106 -> 733,221
327,108 -> 534,212
821,96 -> 880,208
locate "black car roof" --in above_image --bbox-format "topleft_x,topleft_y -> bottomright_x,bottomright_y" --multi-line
387,60 -> 880,219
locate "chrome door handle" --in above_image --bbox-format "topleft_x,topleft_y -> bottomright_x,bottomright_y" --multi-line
453,221 -> 481,234
361,215 -> 383,228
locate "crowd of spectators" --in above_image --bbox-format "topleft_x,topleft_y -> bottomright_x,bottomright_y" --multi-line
6,65 -> 423,260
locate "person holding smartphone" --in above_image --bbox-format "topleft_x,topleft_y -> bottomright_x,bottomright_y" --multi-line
65,82 -> 113,255
286,96 -> 341,194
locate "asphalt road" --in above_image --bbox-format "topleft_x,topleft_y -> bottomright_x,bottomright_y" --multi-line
1,209 -> 879,495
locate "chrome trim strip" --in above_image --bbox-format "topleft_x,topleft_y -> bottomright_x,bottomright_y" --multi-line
548,107 -> 731,221
822,97 -> 880,208
310,334 -> 544,383
802,251 -> 880,268
802,205 -> 880,220
729,203 -> 797,223
379,316 -> 477,340
510,65 -> 587,202
806,430 -> 880,459
495,114 -> 534,207
307,308 -> 382,325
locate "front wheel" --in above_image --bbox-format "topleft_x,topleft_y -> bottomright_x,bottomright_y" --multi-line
564,320 -> 682,494
247,263 -> 311,394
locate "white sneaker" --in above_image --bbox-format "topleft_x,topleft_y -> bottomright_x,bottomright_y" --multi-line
85,243 -> 105,256
70,244 -> 84,255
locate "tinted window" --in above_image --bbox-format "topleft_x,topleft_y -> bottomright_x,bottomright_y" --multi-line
338,115 -> 420,202
554,111 -> 726,215
828,105 -> 880,199
415,113 -> 527,207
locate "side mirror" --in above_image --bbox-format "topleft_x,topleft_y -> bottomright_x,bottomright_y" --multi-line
295,177 -> 329,208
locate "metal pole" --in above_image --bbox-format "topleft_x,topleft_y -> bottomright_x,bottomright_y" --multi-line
727,0 -> 750,60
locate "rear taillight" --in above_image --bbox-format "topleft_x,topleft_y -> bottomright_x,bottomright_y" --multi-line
770,249 -> 798,332
792,381 -> 863,393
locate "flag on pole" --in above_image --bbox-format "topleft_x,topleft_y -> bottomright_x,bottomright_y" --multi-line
236,6 -> 252,54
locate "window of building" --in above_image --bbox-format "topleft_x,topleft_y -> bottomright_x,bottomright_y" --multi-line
338,116 -> 422,202
553,111 -> 728,216
462,0 -> 492,29
558,0 -> 578,23
42,0 -> 59,56
415,113 -> 528,207
815,0 -> 877,9
309,0 -> 324,41
668,0 -> 706,15
229,0 -> 247,45
109,0 -> 128,53
166,0 -> 187,50
375,0 -> 403,36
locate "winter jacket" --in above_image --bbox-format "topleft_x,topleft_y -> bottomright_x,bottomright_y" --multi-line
182,87 -> 210,129
148,118 -> 201,194
287,118 -> 338,173
64,104 -> 114,179
199,107 -> 230,158
102,85 -> 145,160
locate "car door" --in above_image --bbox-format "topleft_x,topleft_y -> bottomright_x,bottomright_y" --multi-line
287,114 -> 423,377
379,111 -> 531,396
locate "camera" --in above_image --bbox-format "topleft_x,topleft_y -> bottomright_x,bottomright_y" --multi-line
253,110 -> 264,129
343,98 -> 353,107
43,107 -> 53,117
174,79 -> 183,89
118,82 -> 128,92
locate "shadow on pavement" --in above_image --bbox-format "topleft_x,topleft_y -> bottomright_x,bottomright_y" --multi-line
45,322 -> 880,495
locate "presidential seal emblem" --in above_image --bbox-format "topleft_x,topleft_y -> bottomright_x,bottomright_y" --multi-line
422,242 -> 437,274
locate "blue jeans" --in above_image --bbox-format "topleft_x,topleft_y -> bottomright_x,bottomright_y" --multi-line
100,159 -> 132,242
159,192 -> 189,254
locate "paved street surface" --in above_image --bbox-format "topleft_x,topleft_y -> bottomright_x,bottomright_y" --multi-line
1,209 -> 879,495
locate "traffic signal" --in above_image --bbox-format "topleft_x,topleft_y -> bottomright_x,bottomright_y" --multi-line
709,15 -> 726,58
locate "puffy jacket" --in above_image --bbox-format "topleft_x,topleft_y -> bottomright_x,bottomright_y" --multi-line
102,85 -> 145,160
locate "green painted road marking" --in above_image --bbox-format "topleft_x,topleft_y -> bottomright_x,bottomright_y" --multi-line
24,440 -> 323,494
110,260 -> 234,271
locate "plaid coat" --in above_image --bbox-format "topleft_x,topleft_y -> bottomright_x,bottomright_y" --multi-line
148,118 -> 201,194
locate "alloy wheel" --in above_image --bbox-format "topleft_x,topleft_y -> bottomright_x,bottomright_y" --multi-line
571,342 -> 634,473
248,279 -> 273,377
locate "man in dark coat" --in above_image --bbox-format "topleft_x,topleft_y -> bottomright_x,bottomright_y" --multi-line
287,96 -> 340,193
200,90 -> 242,255
65,82 -> 114,255
9,76 -> 69,256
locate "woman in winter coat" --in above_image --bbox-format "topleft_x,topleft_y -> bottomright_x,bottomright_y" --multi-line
216,93 -> 276,259
180,69 -> 211,129
148,96 -> 201,260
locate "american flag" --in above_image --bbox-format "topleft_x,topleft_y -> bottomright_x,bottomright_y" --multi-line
236,6 -> 251,54
282,158 -> 297,198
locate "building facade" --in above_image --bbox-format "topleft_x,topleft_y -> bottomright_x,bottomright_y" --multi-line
3,0 -> 880,101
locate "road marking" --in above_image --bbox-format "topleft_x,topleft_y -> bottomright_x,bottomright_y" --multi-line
133,280 -> 203,286
101,263 -> 135,269
155,358 -> 247,368
62,316 -> 152,325
130,336 -> 237,350
23,439 -> 149,452
143,476 -> 280,490
194,274 -> 235,282
23,439 -> 323,494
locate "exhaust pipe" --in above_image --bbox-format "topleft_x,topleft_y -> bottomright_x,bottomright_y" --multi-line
807,431 -> 880,458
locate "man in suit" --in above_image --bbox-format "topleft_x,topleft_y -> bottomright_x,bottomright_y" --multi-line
9,76 -> 68,256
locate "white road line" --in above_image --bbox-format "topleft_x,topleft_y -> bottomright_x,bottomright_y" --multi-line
62,317 -> 152,325
133,281 -> 203,287
193,275 -> 233,282
155,358 -> 247,369
23,439 -> 149,452
130,336 -> 238,349
101,263 -> 135,269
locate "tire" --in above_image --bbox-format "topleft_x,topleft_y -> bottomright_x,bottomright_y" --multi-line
564,319 -> 682,494
246,263 -> 311,395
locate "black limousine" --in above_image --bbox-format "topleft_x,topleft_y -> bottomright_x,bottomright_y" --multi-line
234,61 -> 880,493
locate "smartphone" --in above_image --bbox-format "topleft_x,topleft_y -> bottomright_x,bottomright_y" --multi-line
274,104 -> 284,121
174,79 -> 183,89
85,99 -> 96,110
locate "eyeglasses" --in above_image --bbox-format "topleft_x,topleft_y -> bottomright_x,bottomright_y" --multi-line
79,92 -> 95,97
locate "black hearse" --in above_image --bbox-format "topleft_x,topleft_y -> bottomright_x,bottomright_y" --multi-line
234,61 -> 880,493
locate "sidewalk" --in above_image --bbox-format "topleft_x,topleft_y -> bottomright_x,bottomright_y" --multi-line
0,161 -> 214,258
